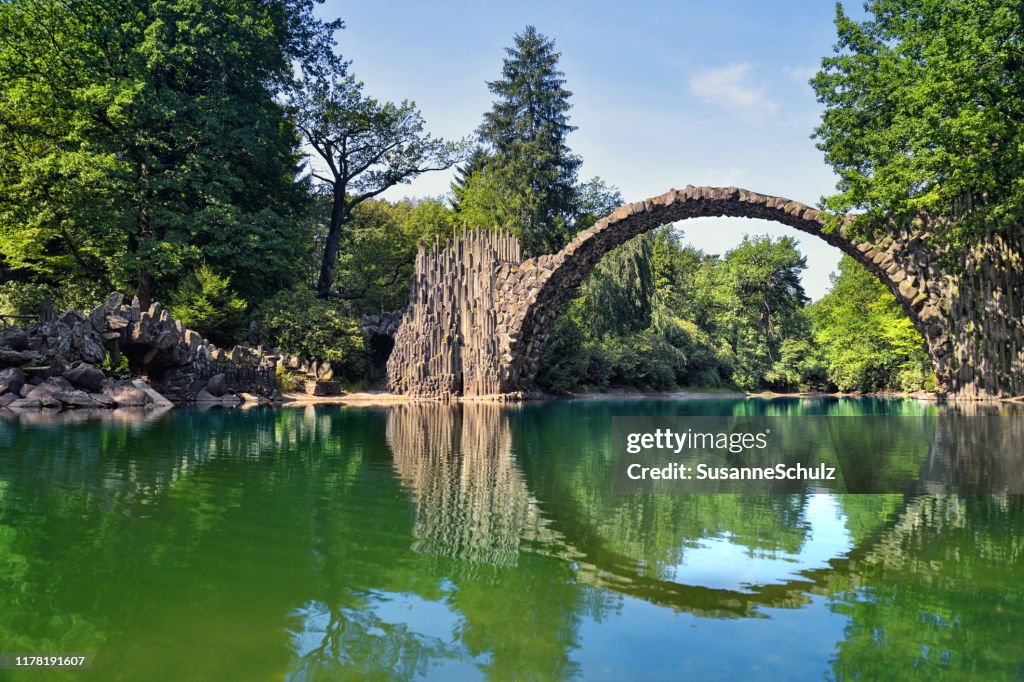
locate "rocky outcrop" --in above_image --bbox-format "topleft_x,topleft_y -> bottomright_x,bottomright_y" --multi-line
0,292 -> 290,409
362,311 -> 402,338
387,232 -> 522,399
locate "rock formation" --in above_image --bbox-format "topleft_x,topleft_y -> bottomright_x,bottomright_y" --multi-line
0,292 -> 298,409
387,186 -> 1024,400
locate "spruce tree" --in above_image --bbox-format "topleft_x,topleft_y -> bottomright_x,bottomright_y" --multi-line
477,26 -> 582,256
449,146 -> 491,213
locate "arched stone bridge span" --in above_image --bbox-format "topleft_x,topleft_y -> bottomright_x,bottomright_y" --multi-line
388,186 -> 1023,399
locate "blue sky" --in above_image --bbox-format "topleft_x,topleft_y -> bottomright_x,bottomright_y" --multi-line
317,1 -> 849,299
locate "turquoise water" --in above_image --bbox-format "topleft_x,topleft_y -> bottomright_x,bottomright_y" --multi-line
0,398 -> 1022,680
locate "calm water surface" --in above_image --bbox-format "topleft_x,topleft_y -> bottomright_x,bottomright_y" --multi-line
0,398 -> 1022,681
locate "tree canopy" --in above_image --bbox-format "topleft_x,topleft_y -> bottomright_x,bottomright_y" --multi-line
812,0 -> 1024,247
0,0 -> 338,307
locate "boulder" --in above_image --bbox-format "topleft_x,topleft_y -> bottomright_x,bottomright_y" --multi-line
306,380 -> 342,397
54,390 -> 96,408
63,363 -> 106,393
0,328 -> 29,350
0,393 -> 16,407
0,367 -> 25,395
79,332 -> 106,365
106,292 -> 125,310
195,388 -> 219,403
8,397 -> 41,409
26,376 -> 74,399
205,373 -> 227,397
131,379 -> 174,408
60,310 -> 85,326
316,361 -> 334,381
40,394 -> 63,409
221,394 -> 242,406
106,315 -> 129,331
88,305 -> 107,333
90,393 -> 117,408
0,349 -> 44,366
101,380 -> 149,407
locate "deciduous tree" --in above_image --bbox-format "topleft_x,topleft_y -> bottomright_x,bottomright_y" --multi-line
812,0 -> 1024,247
0,0 -> 335,307
289,69 -> 463,299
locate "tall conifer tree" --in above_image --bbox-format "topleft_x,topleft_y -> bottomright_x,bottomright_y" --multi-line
476,26 -> 582,256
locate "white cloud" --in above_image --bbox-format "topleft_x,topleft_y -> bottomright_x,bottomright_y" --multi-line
689,64 -> 779,114
783,65 -> 819,86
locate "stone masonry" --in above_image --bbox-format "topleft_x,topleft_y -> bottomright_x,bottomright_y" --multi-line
388,185 -> 1024,400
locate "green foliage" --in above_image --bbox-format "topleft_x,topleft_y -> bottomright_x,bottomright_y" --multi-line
809,255 -> 934,391
100,353 -> 131,381
574,177 -> 624,230
168,265 -> 247,347
274,363 -> 304,393
812,0 -> 1024,246
0,280 -> 105,318
703,235 -> 811,390
469,26 -> 582,256
0,0 -> 329,303
578,232 -> 655,338
450,146 -> 491,212
288,62 -> 463,297
255,287 -> 367,381
538,227 -> 739,394
333,199 -> 452,315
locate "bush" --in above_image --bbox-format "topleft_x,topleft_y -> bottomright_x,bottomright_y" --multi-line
536,315 -> 591,394
653,315 -> 727,388
255,287 -> 367,381
0,280 -> 106,318
274,363 -> 304,392
168,265 -> 247,346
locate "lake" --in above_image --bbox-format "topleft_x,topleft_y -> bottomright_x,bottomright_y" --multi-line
0,398 -> 1022,681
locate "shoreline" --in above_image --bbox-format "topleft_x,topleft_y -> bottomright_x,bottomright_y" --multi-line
275,387 -> 954,408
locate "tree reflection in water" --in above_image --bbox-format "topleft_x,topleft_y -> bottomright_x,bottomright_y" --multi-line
0,399 -> 1021,680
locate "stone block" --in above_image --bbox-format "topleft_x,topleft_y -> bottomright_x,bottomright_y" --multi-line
63,364 -> 105,392
306,380 -> 342,396
0,367 -> 25,395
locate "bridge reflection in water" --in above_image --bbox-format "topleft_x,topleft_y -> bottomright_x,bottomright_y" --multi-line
384,401 -> 1024,611
0,399 -> 1022,679
378,400 -> 1024,679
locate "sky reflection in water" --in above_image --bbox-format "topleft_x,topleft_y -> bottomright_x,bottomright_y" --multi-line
0,398 -> 1021,681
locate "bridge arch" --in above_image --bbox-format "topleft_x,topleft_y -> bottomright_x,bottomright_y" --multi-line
388,186 -> 959,398
494,186 -> 948,392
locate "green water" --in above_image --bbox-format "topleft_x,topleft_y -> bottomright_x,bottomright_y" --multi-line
0,398 -> 1022,681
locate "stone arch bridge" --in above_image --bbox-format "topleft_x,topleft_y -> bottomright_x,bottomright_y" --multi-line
387,186 -> 1023,399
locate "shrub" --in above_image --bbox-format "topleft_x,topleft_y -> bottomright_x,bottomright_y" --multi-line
536,315 -> 591,393
0,280 -> 106,318
255,287 -> 367,381
168,265 -> 247,346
